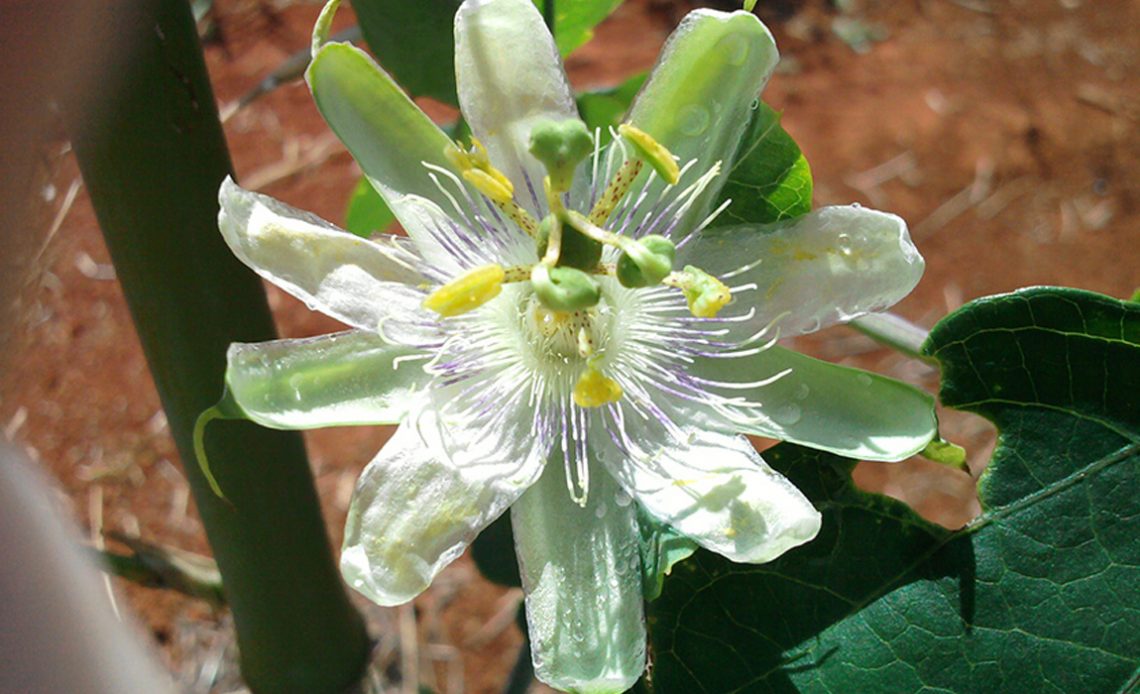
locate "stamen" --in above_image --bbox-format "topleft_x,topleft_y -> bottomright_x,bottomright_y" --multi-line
495,199 -> 539,238
574,315 -> 595,358
446,140 -> 516,204
663,266 -> 733,317
588,158 -> 643,227
618,123 -> 681,185
573,366 -> 623,408
502,265 -> 533,283
422,264 -> 506,317
461,169 -> 514,204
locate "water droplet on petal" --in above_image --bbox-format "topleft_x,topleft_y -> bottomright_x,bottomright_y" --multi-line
805,318 -> 822,333
851,202 -> 862,208
750,97 -> 760,111
856,373 -> 873,386
837,232 -> 854,257
614,489 -> 632,507
595,501 -> 607,519
717,33 -> 750,66
678,104 -> 711,137
795,383 -> 811,400
773,403 -> 802,425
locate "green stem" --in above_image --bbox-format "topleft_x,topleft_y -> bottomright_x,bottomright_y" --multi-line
94,537 -> 226,606
849,313 -> 937,365
544,0 -> 556,35
63,2 -> 370,691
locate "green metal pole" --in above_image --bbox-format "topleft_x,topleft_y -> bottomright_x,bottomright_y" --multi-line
64,2 -> 371,691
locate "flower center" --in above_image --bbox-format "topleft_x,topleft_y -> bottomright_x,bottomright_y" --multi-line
423,118 -> 734,408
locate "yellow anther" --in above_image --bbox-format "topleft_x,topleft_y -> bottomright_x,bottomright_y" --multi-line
468,137 -> 492,166
666,266 -> 733,318
618,123 -> 680,185
687,277 -> 731,318
573,367 -> 623,408
444,143 -> 473,171
422,264 -> 506,317
446,139 -> 515,204
461,169 -> 514,204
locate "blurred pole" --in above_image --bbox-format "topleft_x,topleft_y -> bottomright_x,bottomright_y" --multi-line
62,1 -> 371,692
0,445 -> 176,693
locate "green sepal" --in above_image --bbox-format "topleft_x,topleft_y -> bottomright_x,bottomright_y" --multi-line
192,387 -> 248,501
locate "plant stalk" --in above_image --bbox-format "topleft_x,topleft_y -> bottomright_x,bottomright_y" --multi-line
849,313 -> 937,364
64,1 -> 371,691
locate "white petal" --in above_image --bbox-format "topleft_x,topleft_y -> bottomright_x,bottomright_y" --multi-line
512,447 -> 646,693
682,204 -> 924,337
397,194 -> 536,279
307,41 -> 466,231
596,412 -> 820,564
455,0 -> 579,214
218,178 -> 437,343
341,410 -> 545,606
626,9 -> 779,232
225,331 -> 429,429
687,345 -> 937,462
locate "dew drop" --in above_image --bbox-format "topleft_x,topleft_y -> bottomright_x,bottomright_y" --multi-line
773,403 -> 802,425
795,383 -> 811,401
750,97 -> 760,111
805,317 -> 822,333
595,501 -> 607,519
614,489 -> 632,507
837,232 -> 854,257
856,373 -> 873,386
717,33 -> 750,66
851,202 -> 862,208
678,104 -> 711,137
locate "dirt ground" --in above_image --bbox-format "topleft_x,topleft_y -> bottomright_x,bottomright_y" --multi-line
2,0 -> 1136,692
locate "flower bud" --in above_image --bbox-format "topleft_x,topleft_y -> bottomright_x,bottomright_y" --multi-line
616,235 -> 675,288
531,264 -> 601,312
529,118 -> 594,193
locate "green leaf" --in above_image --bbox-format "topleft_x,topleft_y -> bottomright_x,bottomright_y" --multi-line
576,72 -> 647,139
351,0 -> 462,105
344,176 -> 395,237
533,0 -> 624,57
471,513 -> 522,588
708,102 -> 813,228
637,504 -> 696,601
351,0 -> 621,106
645,287 -> 1139,692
